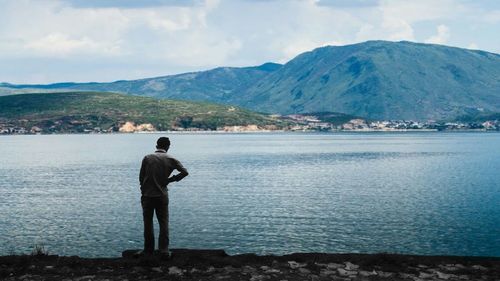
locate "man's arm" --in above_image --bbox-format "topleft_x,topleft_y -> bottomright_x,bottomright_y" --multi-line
139,157 -> 147,184
167,159 -> 189,183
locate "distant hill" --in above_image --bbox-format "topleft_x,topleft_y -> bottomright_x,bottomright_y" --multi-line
0,62 -> 282,103
2,41 -> 499,120
454,112 -> 500,122
0,92 -> 286,133
239,41 -> 500,120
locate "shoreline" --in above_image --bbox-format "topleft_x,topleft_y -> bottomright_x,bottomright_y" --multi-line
2,249 -> 499,280
1,129 -> 499,137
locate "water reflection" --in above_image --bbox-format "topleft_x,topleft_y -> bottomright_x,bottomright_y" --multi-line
0,133 -> 499,257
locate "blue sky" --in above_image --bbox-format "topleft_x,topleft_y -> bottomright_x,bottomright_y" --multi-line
0,0 -> 499,83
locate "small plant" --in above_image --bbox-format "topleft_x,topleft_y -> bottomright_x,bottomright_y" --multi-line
31,244 -> 49,256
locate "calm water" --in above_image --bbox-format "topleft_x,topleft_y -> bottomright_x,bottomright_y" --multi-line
0,132 -> 499,257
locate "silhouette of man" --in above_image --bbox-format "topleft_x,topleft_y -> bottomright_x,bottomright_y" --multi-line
139,137 -> 188,256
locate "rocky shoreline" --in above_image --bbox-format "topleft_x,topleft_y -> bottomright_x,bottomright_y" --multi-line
1,249 -> 499,281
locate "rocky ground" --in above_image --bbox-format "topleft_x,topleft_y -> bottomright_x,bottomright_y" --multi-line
1,249 -> 499,281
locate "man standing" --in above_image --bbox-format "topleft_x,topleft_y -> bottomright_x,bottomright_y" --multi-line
139,137 -> 188,256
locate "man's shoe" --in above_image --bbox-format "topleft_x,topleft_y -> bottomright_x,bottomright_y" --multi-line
133,250 -> 154,258
159,249 -> 171,260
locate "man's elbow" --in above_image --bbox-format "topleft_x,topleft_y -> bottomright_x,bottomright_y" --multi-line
177,170 -> 188,180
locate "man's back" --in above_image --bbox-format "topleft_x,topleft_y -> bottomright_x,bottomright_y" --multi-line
139,137 -> 188,256
139,149 -> 187,197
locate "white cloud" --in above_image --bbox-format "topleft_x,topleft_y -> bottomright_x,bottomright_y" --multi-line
483,10 -> 500,23
0,0 -> 130,59
315,0 -> 379,8
425,24 -> 450,44
381,18 -> 415,41
244,0 -> 363,63
378,0 -> 454,42
468,42 -> 479,50
144,11 -> 193,31
64,0 -> 202,8
380,0 -> 463,24
0,0 -> 498,83
160,33 -> 243,67
24,33 -> 122,57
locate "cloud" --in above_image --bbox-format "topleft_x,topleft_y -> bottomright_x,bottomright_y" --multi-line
467,42 -> 478,50
24,33 -> 122,57
458,0 -> 500,10
0,0 -> 130,59
315,0 -> 379,8
0,0 -> 498,83
381,18 -> 415,41
142,9 -> 194,31
483,10 -> 500,23
377,0 -> 456,42
425,24 -> 450,44
379,0 -> 459,23
64,0 -> 202,9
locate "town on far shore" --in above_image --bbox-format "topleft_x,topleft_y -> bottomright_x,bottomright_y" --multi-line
1,113 -> 499,135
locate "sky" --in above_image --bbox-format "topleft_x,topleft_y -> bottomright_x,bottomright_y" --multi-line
0,0 -> 499,84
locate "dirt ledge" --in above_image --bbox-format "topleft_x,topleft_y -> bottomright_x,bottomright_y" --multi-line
1,249 -> 499,280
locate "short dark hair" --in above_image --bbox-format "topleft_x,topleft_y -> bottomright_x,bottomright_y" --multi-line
156,137 -> 170,149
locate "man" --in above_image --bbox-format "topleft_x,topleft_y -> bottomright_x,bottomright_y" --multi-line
139,137 -> 188,256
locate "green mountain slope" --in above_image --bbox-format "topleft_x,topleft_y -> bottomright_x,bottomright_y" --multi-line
0,92 -> 285,133
2,41 -> 499,121
238,41 -> 500,120
0,62 -> 282,103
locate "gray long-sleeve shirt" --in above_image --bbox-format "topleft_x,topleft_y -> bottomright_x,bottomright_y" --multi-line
139,149 -> 188,197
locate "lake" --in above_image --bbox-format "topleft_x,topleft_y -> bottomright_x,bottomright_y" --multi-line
0,132 -> 499,257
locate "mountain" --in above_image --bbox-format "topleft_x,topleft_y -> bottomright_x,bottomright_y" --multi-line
0,92 -> 286,133
0,62 -> 282,103
454,112 -> 500,122
238,41 -> 500,120
2,41 -> 499,120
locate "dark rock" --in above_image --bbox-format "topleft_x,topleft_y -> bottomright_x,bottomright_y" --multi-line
168,266 -> 183,276
1,250 -> 500,280
122,250 -> 141,259
171,248 -> 227,259
150,267 -> 162,273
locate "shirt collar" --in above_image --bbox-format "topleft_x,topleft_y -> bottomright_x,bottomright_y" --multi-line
155,149 -> 167,153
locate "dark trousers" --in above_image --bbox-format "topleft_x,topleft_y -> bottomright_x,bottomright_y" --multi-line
141,195 -> 169,253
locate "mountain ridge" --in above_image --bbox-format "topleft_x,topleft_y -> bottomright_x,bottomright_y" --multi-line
238,40 -> 500,120
0,92 -> 287,133
2,41 -> 499,121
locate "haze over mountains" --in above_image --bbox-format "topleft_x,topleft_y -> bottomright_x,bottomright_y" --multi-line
2,41 -> 499,121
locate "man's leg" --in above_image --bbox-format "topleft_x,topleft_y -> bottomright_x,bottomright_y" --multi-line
141,196 -> 155,253
155,195 -> 169,253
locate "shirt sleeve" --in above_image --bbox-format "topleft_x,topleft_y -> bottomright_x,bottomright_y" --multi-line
139,157 -> 147,184
172,158 -> 188,174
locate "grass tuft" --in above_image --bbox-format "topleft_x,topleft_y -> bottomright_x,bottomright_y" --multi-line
31,244 -> 49,257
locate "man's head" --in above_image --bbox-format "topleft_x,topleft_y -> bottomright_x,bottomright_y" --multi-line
156,137 -> 170,151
